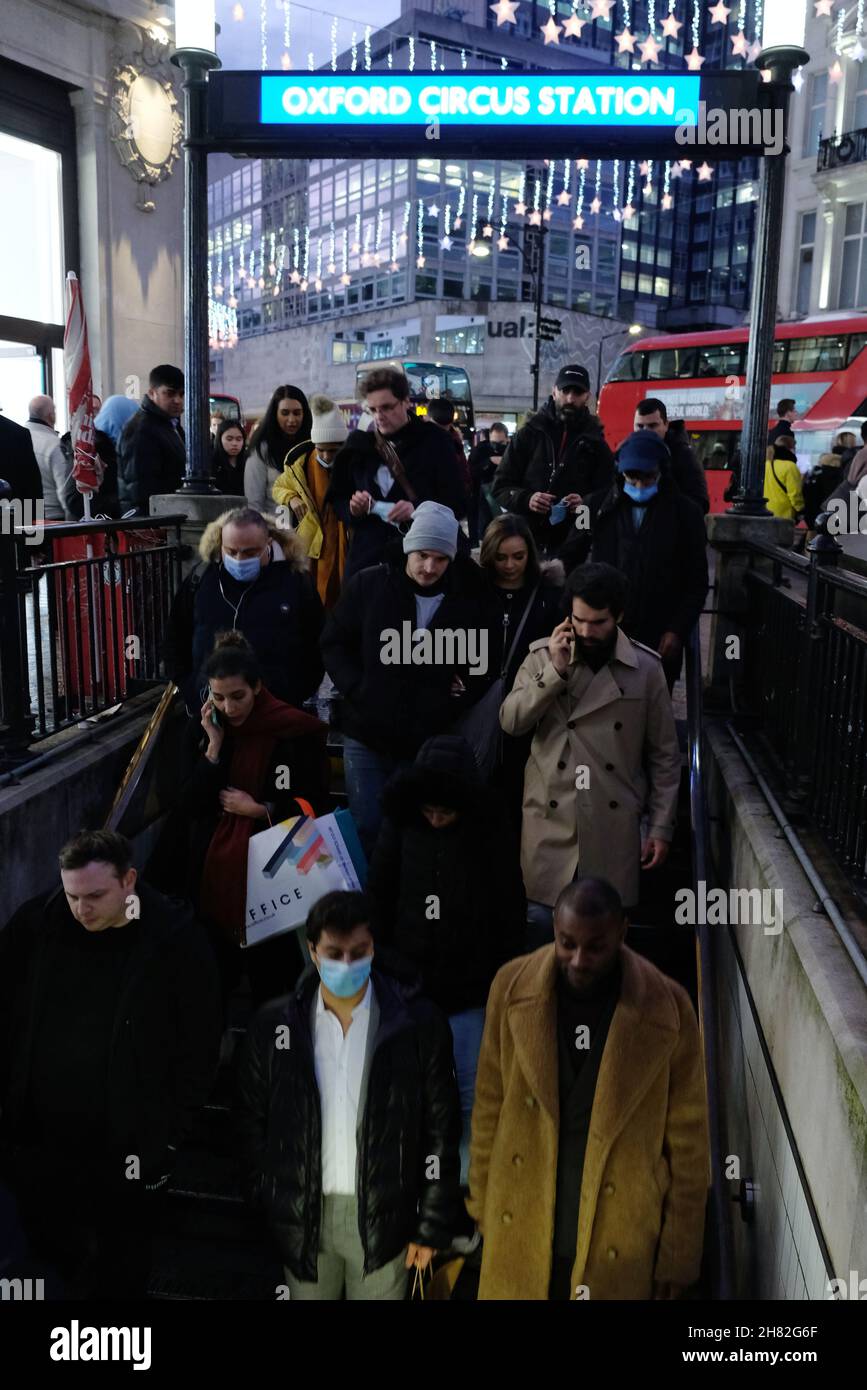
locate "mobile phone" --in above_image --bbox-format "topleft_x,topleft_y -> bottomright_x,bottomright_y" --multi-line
209,704 -> 222,728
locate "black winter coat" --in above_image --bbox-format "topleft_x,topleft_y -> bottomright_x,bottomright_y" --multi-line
482,572 -> 564,688
468,439 -> 507,490
164,557 -> 324,713
320,547 -> 490,758
235,963 -> 462,1279
368,735 -> 525,1013
326,417 -> 468,580
491,400 -> 615,553
561,475 -> 709,648
0,882 -> 221,1179
0,415 -> 42,505
117,397 -> 186,514
664,424 -> 710,515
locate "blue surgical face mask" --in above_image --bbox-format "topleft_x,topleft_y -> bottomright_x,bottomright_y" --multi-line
223,549 -> 265,582
623,481 -> 658,504
315,452 -> 334,469
317,954 -> 373,998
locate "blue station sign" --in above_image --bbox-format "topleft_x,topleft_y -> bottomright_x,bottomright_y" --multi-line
208,68 -> 773,159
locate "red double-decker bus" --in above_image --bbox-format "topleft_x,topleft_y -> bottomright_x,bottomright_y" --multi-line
597,314 -> 867,512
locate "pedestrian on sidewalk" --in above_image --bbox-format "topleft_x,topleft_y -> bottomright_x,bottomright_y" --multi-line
236,889 -> 462,1300
244,385 -> 311,513
273,393 -> 349,608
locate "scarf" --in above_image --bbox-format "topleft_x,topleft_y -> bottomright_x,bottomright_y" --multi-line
199,687 -> 327,945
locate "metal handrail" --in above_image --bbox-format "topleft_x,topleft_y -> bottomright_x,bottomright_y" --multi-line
685,621 -> 735,1301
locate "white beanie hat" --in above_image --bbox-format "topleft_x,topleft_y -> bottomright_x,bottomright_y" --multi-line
402,500 -> 459,559
310,394 -> 348,445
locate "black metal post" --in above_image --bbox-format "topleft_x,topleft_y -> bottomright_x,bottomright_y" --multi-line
171,47 -> 221,494
522,224 -> 547,412
0,524 -> 32,766
732,44 -> 809,515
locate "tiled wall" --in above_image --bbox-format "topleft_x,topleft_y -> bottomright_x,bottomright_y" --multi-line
717,930 -> 835,1301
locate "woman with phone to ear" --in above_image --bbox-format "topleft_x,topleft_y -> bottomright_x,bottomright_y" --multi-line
154,631 -> 329,1014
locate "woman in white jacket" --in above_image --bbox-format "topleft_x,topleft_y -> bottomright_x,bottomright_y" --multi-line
244,385 -> 311,512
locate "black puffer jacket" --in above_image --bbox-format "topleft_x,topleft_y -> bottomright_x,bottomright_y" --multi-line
368,736 -> 525,1014
320,544 -> 490,758
664,422 -> 709,515
0,881 -> 221,1179
326,416 -> 468,580
235,962 -> 462,1280
117,396 -> 186,514
560,474 -> 709,648
491,399 -> 615,552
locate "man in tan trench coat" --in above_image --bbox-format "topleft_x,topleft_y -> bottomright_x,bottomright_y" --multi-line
467,877 -> 709,1300
500,561 -> 681,945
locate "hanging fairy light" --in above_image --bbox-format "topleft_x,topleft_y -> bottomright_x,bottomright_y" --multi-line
430,40 -> 437,70
330,18 -> 338,70
460,47 -> 468,68
836,7 -> 846,54
626,159 -> 636,212
260,0 -> 268,69
291,227 -> 300,283
351,32 -> 358,72
282,0 -> 291,69
499,192 -> 509,244
544,161 -> 555,220
612,158 -> 621,219
341,227 -> 350,284
471,192 -> 479,239
327,221 -> 336,275
691,0 -> 700,48
455,181 -> 466,230
301,227 -> 310,289
648,0 -> 656,32
214,232 -> 224,296
416,197 -> 425,268
409,36 -> 416,70
500,56 -> 508,69
307,51 -> 314,70
228,250 -> 237,308
275,231 -> 287,283
575,162 -> 587,226
643,159 -> 653,196
442,201 -> 453,249
314,236 -> 323,291
401,199 -> 412,244
352,212 -> 361,255
514,171 -> 526,216
364,25 -> 372,70
387,51 -> 393,68
390,229 -> 399,272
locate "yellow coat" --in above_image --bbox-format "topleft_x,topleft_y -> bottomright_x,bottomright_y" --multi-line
273,446 -> 324,559
764,455 -> 805,520
467,944 -> 709,1300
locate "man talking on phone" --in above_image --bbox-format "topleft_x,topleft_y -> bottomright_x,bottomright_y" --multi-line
500,563 -> 680,949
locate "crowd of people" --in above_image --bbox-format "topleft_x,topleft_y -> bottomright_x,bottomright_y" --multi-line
3,353 -> 791,1306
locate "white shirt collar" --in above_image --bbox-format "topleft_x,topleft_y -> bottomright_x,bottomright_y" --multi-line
315,977 -> 372,1020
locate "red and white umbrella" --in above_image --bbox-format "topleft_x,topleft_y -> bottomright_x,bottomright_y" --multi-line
64,270 -> 101,518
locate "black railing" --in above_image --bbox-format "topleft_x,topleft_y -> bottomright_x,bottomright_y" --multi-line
0,516 -> 185,747
742,537 -> 867,888
817,126 -> 867,172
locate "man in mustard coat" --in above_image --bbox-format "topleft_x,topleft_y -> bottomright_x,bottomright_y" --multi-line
467,877 -> 709,1300
500,561 -> 680,946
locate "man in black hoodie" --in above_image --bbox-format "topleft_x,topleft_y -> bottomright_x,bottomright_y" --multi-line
117,364 -> 186,514
326,366 -> 467,581
0,830 -> 221,1298
560,430 -> 708,688
491,364 -> 615,558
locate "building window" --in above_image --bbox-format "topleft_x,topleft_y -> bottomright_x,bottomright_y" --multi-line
856,70 -> 867,130
839,202 -> 867,307
369,339 -> 392,359
804,73 -> 828,157
435,325 -> 484,354
795,211 -> 816,316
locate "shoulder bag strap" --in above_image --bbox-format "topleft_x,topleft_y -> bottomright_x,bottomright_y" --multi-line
501,584 -> 540,678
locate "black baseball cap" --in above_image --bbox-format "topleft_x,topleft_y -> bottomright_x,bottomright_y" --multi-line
555,365 -> 590,391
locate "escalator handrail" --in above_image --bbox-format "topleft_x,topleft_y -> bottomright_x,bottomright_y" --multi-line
685,621 -> 735,1301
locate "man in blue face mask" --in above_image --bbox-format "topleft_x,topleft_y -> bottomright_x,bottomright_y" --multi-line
559,430 -> 708,689
236,890 -> 462,1300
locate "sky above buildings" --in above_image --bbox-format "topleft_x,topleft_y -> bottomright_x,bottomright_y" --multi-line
215,0 -> 404,71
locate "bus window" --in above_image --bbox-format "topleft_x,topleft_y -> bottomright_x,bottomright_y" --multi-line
786,335 -> 847,372
847,332 -> 867,364
687,430 -> 738,469
443,367 -> 471,402
772,340 -> 787,373
695,343 -> 745,377
645,347 -> 697,379
609,350 -> 645,382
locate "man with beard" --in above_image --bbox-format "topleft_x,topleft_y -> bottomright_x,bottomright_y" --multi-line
499,563 -> 680,947
467,875 -> 709,1300
491,365 -> 614,558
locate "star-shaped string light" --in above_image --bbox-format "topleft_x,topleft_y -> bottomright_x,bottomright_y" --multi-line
542,207 -> 553,220
685,47 -> 706,69
589,196 -> 602,214
852,41 -> 866,61
529,209 -> 543,225
731,30 -> 749,56
622,202 -> 636,220
615,27 -> 637,51
639,160 -> 650,176
697,161 -> 713,180
416,255 -> 425,268
541,15 -> 562,42
679,158 -> 692,168
497,234 -> 510,250
662,192 -> 673,209
829,60 -> 843,83
440,235 -> 453,249
670,163 -> 683,178
589,0 -> 614,18
557,189 -> 572,205
708,0 -> 731,23
489,0 -> 520,23
341,272 -> 351,285
482,223 -> 494,237
428,203 -> 440,218
514,200 -> 527,216
661,12 -> 683,36
813,0 -> 833,15
563,13 -> 586,36
576,158 -> 590,170
289,269 -> 301,284
573,214 -> 585,229
747,39 -> 762,62
640,34 -> 661,62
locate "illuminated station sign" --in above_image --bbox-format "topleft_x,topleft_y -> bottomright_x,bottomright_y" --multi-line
209,69 -> 774,159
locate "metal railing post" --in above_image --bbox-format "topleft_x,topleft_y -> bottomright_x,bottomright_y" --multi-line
791,514 -> 842,802
0,529 -> 32,763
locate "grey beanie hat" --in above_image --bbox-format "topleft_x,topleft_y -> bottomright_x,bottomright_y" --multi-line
402,500 -> 459,559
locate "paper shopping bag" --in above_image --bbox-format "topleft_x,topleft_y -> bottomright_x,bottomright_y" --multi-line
243,808 -> 364,948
